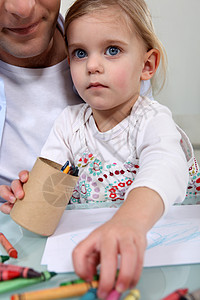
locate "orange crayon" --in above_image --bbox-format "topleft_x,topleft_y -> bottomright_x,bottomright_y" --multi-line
63,165 -> 70,174
0,233 -> 18,258
11,280 -> 99,300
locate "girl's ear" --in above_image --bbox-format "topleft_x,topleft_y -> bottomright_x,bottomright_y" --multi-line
140,49 -> 160,81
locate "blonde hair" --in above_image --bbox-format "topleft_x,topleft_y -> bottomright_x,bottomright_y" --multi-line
65,0 -> 167,94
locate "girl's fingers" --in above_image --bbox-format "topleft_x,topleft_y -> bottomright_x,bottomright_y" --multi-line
97,236 -> 118,299
73,234 -> 99,281
116,238 -> 138,293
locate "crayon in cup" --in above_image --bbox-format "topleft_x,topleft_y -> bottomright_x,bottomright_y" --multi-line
61,160 -> 69,172
0,233 -> 18,258
61,161 -> 79,176
63,165 -> 70,174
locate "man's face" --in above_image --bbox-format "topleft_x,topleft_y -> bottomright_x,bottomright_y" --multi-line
0,0 -> 60,63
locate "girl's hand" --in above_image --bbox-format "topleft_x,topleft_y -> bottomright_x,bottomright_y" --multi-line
72,187 -> 164,299
72,215 -> 147,299
0,170 -> 29,214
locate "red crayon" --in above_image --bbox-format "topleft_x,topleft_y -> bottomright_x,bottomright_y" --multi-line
161,289 -> 188,300
0,233 -> 18,258
0,270 -> 21,281
0,263 -> 41,278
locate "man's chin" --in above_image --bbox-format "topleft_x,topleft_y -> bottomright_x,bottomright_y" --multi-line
0,41 -> 50,66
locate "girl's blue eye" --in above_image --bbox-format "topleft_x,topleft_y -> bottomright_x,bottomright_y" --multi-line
74,49 -> 87,59
106,46 -> 120,56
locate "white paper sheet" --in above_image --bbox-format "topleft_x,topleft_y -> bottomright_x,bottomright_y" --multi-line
41,205 -> 200,272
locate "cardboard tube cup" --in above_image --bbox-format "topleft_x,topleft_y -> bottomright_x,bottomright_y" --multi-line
10,157 -> 78,236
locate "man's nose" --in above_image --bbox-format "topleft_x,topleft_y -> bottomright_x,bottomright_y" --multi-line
4,0 -> 36,18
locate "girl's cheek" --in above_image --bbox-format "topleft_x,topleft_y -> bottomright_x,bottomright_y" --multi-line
113,70 -> 130,89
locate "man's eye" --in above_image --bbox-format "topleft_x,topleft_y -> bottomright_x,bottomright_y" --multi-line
74,49 -> 87,58
106,46 -> 120,56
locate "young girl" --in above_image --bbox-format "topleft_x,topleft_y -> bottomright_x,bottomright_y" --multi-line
1,0 -> 200,298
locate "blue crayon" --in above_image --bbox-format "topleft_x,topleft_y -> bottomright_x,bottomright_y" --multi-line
80,288 -> 97,300
61,160 -> 69,172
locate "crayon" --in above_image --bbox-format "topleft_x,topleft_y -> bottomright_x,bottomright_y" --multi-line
60,274 -> 99,286
60,278 -> 85,286
0,271 -> 56,294
161,288 -> 188,300
73,166 -> 79,176
80,288 -> 97,300
0,233 -> 18,258
11,280 -> 98,300
106,289 -> 121,300
63,165 -> 70,174
68,165 -> 79,176
61,161 -> 69,172
124,289 -> 140,300
0,255 -> 10,263
0,270 -> 21,281
181,288 -> 200,300
0,263 -> 41,278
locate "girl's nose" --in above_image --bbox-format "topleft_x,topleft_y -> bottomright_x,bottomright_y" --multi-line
87,55 -> 104,74
4,0 -> 36,18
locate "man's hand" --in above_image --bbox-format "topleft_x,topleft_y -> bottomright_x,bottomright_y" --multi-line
0,170 -> 29,214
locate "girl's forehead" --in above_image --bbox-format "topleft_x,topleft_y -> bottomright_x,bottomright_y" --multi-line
70,6 -> 133,32
86,5 -> 130,22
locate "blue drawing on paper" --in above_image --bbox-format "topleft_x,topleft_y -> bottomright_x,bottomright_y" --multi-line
147,221 -> 200,249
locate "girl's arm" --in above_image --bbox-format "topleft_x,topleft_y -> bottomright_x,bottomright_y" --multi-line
72,186 -> 164,299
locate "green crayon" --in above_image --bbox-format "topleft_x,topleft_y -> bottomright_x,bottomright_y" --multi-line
60,274 -> 99,286
0,271 -> 56,294
0,255 -> 10,263
60,278 -> 85,286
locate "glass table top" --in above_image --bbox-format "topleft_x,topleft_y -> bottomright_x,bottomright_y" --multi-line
0,210 -> 200,300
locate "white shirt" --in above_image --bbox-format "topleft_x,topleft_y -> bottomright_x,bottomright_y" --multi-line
41,97 -> 190,214
0,15 -> 82,187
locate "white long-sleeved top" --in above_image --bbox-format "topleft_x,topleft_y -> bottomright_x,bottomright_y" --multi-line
41,96 -> 194,214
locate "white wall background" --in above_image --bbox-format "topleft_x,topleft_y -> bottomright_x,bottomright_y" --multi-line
60,0 -> 200,146
60,0 -> 74,17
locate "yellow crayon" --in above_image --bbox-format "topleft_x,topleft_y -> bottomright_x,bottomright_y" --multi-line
124,289 -> 140,300
11,280 -> 98,300
63,165 -> 70,174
